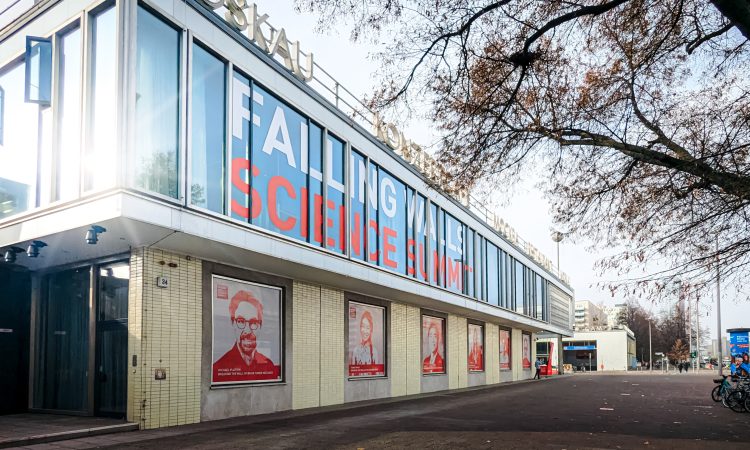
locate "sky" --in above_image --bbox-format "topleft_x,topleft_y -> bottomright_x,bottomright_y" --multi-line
260,1 -> 746,341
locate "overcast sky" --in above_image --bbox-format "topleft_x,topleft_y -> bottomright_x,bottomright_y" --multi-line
261,1 -> 746,341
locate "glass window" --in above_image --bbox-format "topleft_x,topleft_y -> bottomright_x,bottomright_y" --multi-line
428,203 -> 439,286
190,43 -> 225,213
135,6 -> 180,198
367,162 -> 378,264
515,260 -> 524,314
326,133 -> 346,254
229,71 -> 251,221
486,242 -> 498,305
465,228 -> 475,297
25,37 -> 52,105
0,86 -> 4,145
536,274 -> 544,321
250,84 -> 307,241
57,26 -> 82,202
308,123 -> 323,246
350,149 -> 366,259
377,167 -> 406,273
0,61 -> 39,219
86,6 -> 117,191
444,213 -> 463,293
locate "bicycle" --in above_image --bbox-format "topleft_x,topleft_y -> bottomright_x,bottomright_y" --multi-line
723,377 -> 749,412
711,375 -> 733,403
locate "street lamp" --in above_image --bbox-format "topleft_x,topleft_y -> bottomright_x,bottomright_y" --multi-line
551,231 -> 564,272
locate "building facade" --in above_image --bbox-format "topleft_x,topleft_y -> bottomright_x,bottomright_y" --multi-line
573,300 -> 605,331
563,328 -> 636,372
0,0 -> 573,428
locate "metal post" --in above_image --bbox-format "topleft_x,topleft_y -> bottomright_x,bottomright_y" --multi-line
716,235 -> 723,376
588,352 -> 592,372
696,298 -> 700,371
649,320 -> 653,372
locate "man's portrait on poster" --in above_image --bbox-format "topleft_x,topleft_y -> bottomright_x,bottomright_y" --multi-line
212,276 -> 282,385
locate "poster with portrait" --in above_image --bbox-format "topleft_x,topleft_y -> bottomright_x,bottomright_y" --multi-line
522,334 -> 531,369
468,323 -> 484,372
348,301 -> 386,377
499,329 -> 511,370
422,316 -> 445,374
212,275 -> 282,385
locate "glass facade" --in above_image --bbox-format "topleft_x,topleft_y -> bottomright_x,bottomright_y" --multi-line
135,6 -> 180,198
190,43 -> 226,213
0,3 -> 558,325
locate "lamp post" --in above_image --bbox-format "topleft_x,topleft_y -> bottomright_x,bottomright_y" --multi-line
716,234 -> 723,376
649,319 -> 653,372
551,231 -> 564,272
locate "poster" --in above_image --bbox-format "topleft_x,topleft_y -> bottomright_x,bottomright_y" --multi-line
468,323 -> 484,372
522,334 -> 531,369
422,316 -> 445,374
348,301 -> 386,377
499,329 -> 511,370
212,275 -> 282,385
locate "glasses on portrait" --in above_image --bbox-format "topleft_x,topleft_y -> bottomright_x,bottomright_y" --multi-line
233,318 -> 260,331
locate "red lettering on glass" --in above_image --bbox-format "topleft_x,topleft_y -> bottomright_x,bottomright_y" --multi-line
447,257 -> 463,290
406,238 -> 415,275
351,212 -> 362,256
368,219 -> 378,262
231,158 -> 261,219
300,187 -> 308,239
382,226 -> 397,268
268,176 -> 296,231
418,242 -> 428,280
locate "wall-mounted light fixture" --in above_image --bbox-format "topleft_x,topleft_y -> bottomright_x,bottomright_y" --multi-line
26,240 -> 47,258
3,246 -> 23,263
85,225 -> 107,245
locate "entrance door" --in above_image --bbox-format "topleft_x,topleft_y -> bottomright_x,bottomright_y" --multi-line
34,267 -> 91,412
94,261 -> 129,418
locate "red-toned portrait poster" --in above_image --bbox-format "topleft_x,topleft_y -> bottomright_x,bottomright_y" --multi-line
499,329 -> 511,370
348,302 -> 386,377
468,324 -> 484,372
522,334 -> 532,369
212,275 -> 282,385
422,316 -> 445,374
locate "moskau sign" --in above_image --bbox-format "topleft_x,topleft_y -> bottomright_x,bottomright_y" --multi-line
201,1 -> 313,82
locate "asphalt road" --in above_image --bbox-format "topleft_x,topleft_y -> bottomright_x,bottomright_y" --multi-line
58,374 -> 750,449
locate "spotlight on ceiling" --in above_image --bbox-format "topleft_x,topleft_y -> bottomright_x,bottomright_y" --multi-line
85,225 -> 107,245
3,246 -> 24,263
26,240 -> 47,258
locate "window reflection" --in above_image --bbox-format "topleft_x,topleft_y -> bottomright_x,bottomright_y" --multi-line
0,61 -> 39,219
135,6 -> 180,198
86,6 -> 117,192
190,43 -> 225,213
58,26 -> 82,201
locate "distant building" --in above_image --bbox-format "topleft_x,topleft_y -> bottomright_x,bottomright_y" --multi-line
574,300 -> 606,331
563,328 -> 637,371
602,303 -> 626,329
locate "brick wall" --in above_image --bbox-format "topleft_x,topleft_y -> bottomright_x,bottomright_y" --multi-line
486,323 -> 499,384
128,248 -> 202,429
447,315 -> 468,389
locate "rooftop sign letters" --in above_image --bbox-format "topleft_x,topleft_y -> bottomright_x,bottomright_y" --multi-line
200,1 -> 314,82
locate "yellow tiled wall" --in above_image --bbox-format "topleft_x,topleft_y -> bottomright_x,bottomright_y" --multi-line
292,281 -> 345,409
391,303 -> 421,397
448,315 -> 468,389
512,328 -> 523,380
405,306 -> 421,395
127,248 -> 202,429
390,303 -> 408,397
486,324 -> 499,384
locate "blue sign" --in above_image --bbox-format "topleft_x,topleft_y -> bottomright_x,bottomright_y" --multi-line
564,345 -> 596,351
729,331 -> 749,356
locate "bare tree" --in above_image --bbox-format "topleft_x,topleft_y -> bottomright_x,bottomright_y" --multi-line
298,0 -> 750,299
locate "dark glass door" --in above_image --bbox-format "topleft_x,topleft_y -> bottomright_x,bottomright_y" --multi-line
34,268 -> 91,412
95,262 -> 129,418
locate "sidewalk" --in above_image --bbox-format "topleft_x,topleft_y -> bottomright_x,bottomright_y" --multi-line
7,375 -> 569,449
0,415 -> 137,449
